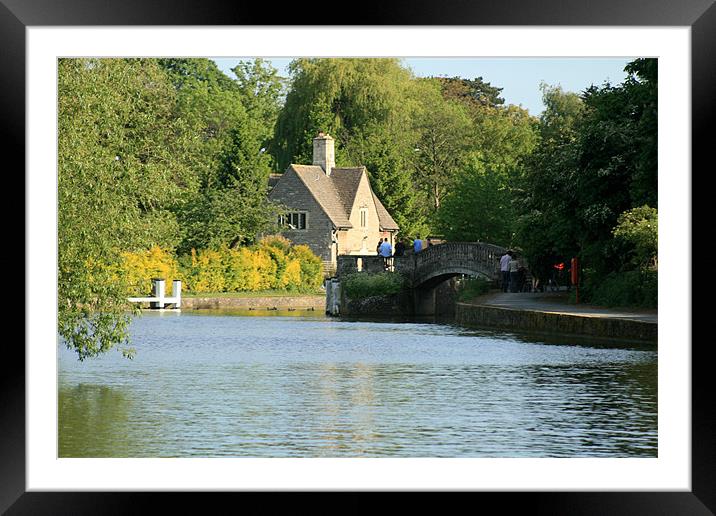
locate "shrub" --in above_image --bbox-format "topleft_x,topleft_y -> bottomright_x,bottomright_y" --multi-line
585,269 -> 657,309
613,205 -> 658,268
343,272 -> 405,299
174,238 -> 325,294
186,248 -> 225,292
223,247 -> 254,292
120,246 -> 182,296
289,244 -> 324,291
457,277 -> 491,301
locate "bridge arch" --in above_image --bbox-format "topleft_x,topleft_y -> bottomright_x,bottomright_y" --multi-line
411,242 -> 506,288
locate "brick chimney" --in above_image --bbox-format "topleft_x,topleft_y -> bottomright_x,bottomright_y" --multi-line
313,132 -> 335,176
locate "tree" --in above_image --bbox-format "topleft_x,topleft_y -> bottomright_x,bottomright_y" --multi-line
514,59 -> 658,292
160,58 -> 282,253
514,84 -> 585,281
613,205 -> 658,269
344,126 -> 429,237
271,58 -> 420,171
58,58 -> 194,360
410,79 -> 474,212
437,76 -> 505,108
436,158 -> 516,245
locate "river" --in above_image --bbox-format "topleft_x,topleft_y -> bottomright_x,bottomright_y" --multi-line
58,310 -> 657,458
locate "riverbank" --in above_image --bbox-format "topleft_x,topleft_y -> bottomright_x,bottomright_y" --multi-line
181,293 -> 325,311
456,291 -> 657,344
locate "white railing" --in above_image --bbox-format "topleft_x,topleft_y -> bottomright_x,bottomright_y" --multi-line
128,279 -> 182,309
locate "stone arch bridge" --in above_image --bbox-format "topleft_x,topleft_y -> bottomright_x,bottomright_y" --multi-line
336,242 -> 507,288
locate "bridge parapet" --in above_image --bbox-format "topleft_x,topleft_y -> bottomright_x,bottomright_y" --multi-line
336,254 -> 394,276
413,242 -> 505,286
336,242 -> 506,287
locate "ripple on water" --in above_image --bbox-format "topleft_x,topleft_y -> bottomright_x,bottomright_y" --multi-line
58,311 -> 657,458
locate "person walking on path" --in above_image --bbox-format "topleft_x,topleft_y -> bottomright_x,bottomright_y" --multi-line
394,239 -> 406,257
413,237 -> 423,253
500,250 -> 513,292
379,238 -> 393,270
508,253 -> 521,293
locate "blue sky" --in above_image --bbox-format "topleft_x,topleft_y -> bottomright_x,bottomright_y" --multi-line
213,57 -> 634,116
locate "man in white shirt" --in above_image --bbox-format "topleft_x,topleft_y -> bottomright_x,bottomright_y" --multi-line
499,251 -> 513,292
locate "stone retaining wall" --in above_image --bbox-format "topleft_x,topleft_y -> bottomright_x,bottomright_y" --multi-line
182,295 -> 325,311
455,302 -> 657,344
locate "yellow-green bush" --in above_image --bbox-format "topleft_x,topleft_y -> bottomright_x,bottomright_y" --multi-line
176,236 -> 324,294
223,247 -> 254,291
288,244 -> 324,290
187,248 -> 226,293
120,246 -> 182,296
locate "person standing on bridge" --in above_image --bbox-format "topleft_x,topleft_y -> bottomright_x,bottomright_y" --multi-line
500,250 -> 513,292
413,237 -> 423,253
394,239 -> 406,257
508,252 -> 521,293
379,238 -> 393,270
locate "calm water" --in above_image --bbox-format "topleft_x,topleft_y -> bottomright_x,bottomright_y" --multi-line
58,310 -> 657,458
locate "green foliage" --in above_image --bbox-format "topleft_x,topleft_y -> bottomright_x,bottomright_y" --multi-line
457,277 -> 491,301
272,58 -> 419,171
343,272 -> 406,299
613,205 -> 658,268
436,159 -> 516,246
59,58 -> 291,359
584,269 -> 657,309
437,76 -> 505,108
58,58 -> 194,360
410,80 -> 475,212
159,58 -> 283,254
513,59 -> 658,302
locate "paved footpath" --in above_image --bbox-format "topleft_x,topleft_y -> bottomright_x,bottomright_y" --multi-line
469,291 -> 658,324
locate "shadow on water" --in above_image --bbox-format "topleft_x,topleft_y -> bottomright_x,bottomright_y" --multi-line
337,313 -> 656,351
182,308 -> 656,351
59,384 -> 137,457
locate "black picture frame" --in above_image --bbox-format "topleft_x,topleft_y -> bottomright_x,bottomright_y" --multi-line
7,0 -> 709,512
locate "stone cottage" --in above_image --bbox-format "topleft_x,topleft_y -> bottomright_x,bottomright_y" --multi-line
268,132 -> 399,272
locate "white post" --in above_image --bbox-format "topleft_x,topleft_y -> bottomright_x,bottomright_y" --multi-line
151,278 -> 165,309
172,280 -> 182,308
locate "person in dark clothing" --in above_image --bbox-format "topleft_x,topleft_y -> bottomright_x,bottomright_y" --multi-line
394,239 -> 406,257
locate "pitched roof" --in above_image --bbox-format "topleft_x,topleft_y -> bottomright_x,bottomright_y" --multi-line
272,164 -> 399,232
289,165 -> 353,228
330,167 -> 365,214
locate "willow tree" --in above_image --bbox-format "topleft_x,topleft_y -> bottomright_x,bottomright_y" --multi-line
271,58 -> 429,236
58,58 -> 195,360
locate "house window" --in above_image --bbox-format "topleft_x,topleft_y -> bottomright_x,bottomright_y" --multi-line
360,208 -> 368,228
279,212 -> 307,230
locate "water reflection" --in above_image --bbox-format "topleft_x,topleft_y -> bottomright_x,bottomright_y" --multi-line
58,311 -> 657,458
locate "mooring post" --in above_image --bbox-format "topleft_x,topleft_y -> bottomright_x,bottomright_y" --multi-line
173,280 -> 182,308
151,278 -> 165,309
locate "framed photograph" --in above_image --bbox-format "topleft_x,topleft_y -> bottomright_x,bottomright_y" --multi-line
11,0 -> 710,512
